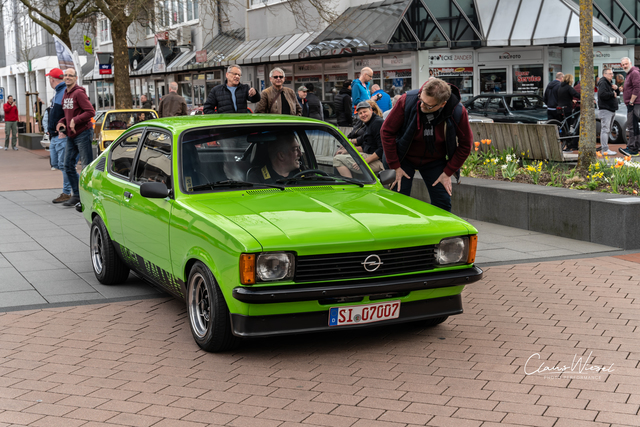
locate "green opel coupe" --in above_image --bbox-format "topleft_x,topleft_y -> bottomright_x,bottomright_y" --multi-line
79,114 -> 483,352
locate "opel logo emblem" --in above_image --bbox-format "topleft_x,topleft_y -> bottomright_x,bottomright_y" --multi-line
362,254 -> 383,272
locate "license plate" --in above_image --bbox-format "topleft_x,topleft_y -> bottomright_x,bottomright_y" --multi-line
328,301 -> 401,326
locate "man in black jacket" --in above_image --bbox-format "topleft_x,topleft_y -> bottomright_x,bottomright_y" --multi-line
333,101 -> 384,177
304,83 -> 323,120
543,72 -> 563,120
334,81 -> 352,126
203,65 -> 260,114
597,67 -> 620,156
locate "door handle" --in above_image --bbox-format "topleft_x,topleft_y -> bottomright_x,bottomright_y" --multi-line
124,191 -> 132,199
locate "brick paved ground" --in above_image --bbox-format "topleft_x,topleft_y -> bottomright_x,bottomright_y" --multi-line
1,256 -> 639,426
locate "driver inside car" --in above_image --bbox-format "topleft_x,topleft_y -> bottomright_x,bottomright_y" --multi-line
250,134 -> 302,183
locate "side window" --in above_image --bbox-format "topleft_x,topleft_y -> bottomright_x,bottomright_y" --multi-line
485,98 -> 505,113
468,98 -> 487,113
110,131 -> 143,178
134,131 -> 173,188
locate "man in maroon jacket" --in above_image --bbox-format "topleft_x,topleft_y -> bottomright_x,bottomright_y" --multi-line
56,68 -> 96,207
380,78 -> 472,212
3,95 -> 19,150
620,57 -> 640,156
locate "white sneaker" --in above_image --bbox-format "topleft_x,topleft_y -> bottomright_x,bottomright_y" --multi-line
604,150 -> 617,156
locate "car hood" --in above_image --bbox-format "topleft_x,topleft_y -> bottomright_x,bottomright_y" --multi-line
511,109 -> 548,122
192,188 -> 475,254
101,129 -> 125,141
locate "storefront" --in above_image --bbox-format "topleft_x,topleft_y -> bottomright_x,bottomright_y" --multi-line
476,48 -> 545,96
428,50 -> 474,101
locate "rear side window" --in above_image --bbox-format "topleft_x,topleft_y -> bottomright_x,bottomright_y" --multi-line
110,131 -> 143,178
468,98 -> 487,113
134,131 -> 172,188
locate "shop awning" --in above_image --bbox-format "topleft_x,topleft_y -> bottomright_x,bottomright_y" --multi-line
167,48 -> 196,72
131,45 -> 183,76
207,29 -> 246,65
221,31 -> 317,65
477,0 -> 625,46
298,0 -> 483,58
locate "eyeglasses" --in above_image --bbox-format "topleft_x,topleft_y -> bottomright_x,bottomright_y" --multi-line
228,72 -> 242,77
421,101 -> 439,110
272,75 -> 284,79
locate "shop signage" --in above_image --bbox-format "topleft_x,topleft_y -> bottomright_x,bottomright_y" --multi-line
295,75 -> 322,82
325,62 -> 348,72
325,73 -> 348,82
432,67 -> 473,77
195,51 -> 207,63
512,66 -> 544,94
153,45 -> 166,73
429,52 -> 473,65
355,58 -> 381,68
383,54 -> 412,67
296,63 -> 322,73
384,69 -> 411,79
97,52 -> 113,75
156,31 -> 169,41
478,50 -> 542,62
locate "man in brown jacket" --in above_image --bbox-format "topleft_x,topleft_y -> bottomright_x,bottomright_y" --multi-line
256,68 -> 301,116
158,82 -> 188,117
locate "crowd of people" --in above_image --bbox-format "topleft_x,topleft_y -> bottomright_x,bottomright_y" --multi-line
543,55 -> 639,156
3,62 -> 473,213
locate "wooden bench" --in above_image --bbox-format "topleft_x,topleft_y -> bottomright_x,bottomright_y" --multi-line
470,123 -> 564,161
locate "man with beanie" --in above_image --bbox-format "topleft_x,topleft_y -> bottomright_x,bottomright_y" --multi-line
46,67 -> 74,204
55,68 -> 95,207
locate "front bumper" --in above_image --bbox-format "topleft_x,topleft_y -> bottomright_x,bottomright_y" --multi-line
232,266 -> 483,304
230,294 -> 464,337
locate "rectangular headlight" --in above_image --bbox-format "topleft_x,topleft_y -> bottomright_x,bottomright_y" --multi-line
436,236 -> 470,265
257,252 -> 295,281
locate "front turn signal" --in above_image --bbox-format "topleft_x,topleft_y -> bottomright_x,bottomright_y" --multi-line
467,234 -> 477,264
240,254 -> 256,285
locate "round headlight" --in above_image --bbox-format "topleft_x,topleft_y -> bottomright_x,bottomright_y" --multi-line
256,252 -> 294,281
436,237 -> 469,265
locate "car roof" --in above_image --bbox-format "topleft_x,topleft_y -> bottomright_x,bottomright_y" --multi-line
105,109 -> 158,115
138,113 -> 329,133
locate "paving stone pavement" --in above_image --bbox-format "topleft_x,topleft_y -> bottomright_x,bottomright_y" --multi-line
0,255 -> 639,426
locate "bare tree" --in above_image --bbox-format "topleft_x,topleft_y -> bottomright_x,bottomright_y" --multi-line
578,0 -> 596,170
94,0 -> 153,108
16,0 -> 99,50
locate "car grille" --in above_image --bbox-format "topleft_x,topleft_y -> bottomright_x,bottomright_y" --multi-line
294,245 -> 436,282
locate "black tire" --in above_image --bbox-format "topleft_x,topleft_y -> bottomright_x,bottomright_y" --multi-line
423,316 -> 449,327
610,121 -> 623,145
90,216 -> 130,285
186,261 -> 238,352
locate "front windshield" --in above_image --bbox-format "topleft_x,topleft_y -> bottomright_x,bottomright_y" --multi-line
103,111 -> 158,130
180,125 -> 376,192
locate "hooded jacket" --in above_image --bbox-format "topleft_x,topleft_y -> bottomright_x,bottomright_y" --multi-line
57,84 -> 95,137
381,82 -> 472,177
597,77 -> 620,112
334,86 -> 352,126
48,81 -> 66,136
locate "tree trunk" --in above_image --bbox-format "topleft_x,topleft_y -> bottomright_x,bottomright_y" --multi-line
578,0 -> 596,170
111,18 -> 133,109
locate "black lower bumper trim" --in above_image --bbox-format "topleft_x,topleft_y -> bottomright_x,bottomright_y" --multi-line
232,266 -> 483,304
230,294 -> 463,337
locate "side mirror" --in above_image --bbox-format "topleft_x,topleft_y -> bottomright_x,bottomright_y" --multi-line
140,182 -> 170,198
378,169 -> 396,185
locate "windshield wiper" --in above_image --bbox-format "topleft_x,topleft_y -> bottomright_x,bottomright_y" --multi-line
190,180 -> 284,192
276,175 -> 364,187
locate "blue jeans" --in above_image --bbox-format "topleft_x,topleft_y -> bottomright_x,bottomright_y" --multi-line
64,129 -> 94,197
393,158 -> 451,212
50,135 -> 75,195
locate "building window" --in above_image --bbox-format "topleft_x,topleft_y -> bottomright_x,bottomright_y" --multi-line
187,0 -> 198,20
100,19 -> 112,43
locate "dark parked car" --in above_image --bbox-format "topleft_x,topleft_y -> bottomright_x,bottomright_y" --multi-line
464,94 -> 548,123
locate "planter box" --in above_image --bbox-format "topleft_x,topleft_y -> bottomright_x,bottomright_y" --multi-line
410,176 -> 640,250
18,133 -> 44,150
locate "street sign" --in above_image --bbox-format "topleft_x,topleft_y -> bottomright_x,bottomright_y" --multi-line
0,87 -> 4,101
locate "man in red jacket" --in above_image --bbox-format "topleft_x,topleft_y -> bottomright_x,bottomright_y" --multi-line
3,95 -> 19,150
55,68 -> 96,207
380,78 -> 472,212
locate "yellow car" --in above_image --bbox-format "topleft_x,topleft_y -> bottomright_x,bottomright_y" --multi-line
97,109 -> 158,152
